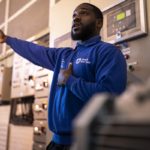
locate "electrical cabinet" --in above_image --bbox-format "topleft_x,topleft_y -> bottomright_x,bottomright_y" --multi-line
99,0 -> 150,86
33,67 -> 53,145
11,53 -> 36,98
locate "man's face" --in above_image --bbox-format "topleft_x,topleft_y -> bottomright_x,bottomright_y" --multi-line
71,4 -> 97,41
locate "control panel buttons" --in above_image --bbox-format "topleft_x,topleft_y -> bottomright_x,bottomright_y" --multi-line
124,54 -> 129,59
35,83 -> 43,91
129,65 -> 134,71
43,80 -> 48,88
34,126 -> 41,135
123,42 -> 128,48
42,103 -> 47,110
41,126 -> 46,134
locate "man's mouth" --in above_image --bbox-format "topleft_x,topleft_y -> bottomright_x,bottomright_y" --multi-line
72,22 -> 81,30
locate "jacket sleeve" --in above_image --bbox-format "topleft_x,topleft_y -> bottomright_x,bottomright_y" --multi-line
65,48 -> 127,102
6,36 -> 61,71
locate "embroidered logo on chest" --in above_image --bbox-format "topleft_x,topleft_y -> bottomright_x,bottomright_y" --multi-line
76,58 -> 91,64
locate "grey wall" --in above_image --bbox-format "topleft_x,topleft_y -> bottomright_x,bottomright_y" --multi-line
0,0 -> 6,25
0,0 -> 49,52
9,0 -> 31,17
8,0 -> 49,40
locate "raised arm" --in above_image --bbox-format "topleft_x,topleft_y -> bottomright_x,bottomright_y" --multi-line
0,30 -> 61,70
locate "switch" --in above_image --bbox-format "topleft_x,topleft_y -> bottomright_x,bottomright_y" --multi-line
123,42 -> 128,48
35,83 -> 43,90
42,103 -> 47,110
28,75 -> 33,81
34,104 -> 42,112
41,126 -> 46,134
43,80 -> 48,88
124,54 -> 129,59
34,126 -> 39,132
129,65 -> 134,71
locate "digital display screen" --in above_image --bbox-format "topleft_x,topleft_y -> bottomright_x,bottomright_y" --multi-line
107,2 -> 136,37
117,12 -> 125,21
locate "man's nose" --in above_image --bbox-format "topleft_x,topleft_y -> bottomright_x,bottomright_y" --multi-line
73,15 -> 81,22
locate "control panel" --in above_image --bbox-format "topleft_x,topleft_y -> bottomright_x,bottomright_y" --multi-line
33,66 -> 53,145
35,75 -> 50,98
34,65 -> 53,98
33,98 -> 48,120
102,0 -> 147,44
33,120 -> 47,143
107,2 -> 136,37
32,38 -> 53,147
100,0 -> 150,86
11,53 -> 36,98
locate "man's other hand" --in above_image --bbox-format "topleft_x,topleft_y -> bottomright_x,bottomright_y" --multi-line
0,30 -> 7,43
57,63 -> 73,86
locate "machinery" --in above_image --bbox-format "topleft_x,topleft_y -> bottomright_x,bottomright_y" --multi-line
72,82 -> 150,150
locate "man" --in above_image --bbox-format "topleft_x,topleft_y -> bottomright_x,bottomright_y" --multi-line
0,3 -> 127,150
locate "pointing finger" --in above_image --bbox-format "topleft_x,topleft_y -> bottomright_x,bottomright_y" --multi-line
68,63 -> 73,70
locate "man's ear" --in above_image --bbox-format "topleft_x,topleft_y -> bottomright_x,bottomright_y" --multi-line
97,18 -> 103,29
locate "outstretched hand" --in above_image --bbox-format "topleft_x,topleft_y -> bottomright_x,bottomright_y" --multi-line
0,30 -> 7,43
57,62 -> 73,86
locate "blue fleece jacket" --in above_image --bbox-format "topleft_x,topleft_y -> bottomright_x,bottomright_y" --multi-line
6,35 -> 127,145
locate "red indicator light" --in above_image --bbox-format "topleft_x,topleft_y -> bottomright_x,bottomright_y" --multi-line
124,54 -> 129,59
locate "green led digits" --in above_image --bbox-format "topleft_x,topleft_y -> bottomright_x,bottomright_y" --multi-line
117,12 -> 125,21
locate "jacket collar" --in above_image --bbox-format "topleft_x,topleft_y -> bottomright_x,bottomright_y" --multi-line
76,36 -> 101,47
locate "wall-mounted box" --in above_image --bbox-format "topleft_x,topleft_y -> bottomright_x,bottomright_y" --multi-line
101,0 -> 147,44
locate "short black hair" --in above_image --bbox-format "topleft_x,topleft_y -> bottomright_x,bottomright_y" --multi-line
81,3 -> 103,20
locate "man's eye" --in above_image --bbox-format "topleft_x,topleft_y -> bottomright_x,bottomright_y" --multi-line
82,12 -> 88,15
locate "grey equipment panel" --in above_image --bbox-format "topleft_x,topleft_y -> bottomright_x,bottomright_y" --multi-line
33,120 -> 47,143
33,98 -> 48,120
102,0 -> 147,44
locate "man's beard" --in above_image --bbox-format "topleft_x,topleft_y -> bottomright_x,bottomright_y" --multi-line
71,21 -> 96,41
